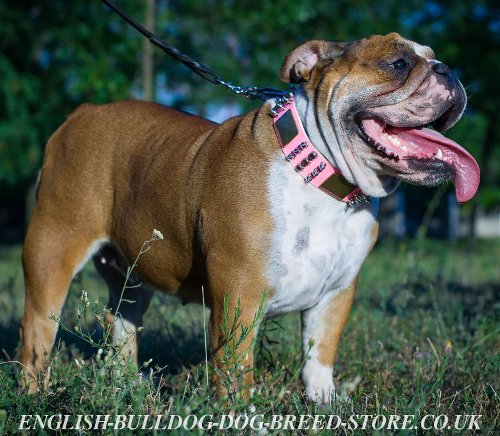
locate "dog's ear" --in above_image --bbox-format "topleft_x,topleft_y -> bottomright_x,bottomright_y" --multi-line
280,40 -> 350,84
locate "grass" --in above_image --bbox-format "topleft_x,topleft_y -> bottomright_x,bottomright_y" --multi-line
0,238 -> 499,434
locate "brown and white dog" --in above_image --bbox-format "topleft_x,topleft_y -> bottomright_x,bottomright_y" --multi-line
20,33 -> 479,403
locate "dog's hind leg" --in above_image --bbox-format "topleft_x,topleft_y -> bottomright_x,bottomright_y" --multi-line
20,209 -> 107,393
93,245 -> 153,365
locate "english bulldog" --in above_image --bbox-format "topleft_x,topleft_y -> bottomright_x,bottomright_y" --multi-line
20,33 -> 479,403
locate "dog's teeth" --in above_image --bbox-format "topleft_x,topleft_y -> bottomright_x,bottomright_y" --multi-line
384,133 -> 402,146
435,148 -> 443,159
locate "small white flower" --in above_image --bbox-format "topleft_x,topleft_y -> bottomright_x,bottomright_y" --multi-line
80,290 -> 89,306
152,229 -> 164,240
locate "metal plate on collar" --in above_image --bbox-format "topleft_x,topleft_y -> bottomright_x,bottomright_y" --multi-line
321,174 -> 358,199
274,109 -> 299,147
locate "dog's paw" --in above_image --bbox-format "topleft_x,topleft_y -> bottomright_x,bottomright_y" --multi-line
302,364 -> 336,406
305,381 -> 336,406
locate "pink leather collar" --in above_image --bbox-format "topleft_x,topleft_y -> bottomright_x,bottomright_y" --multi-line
271,95 -> 366,205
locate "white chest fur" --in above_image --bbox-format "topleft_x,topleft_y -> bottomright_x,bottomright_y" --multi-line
265,157 -> 379,316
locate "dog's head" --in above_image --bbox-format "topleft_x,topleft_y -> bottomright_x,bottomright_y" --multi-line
280,33 -> 480,203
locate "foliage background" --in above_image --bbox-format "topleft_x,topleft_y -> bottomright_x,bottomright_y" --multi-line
0,0 -> 499,214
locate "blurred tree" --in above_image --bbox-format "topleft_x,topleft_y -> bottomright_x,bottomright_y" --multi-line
142,0 -> 155,101
0,0 -> 143,188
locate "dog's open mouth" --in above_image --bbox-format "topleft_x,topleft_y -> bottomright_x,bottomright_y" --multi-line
357,117 -> 480,203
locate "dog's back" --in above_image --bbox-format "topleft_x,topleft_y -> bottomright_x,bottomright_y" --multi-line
40,101 -> 215,208
35,100 -> 216,258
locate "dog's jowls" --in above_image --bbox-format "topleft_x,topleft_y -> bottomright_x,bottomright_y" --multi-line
20,33 -> 479,404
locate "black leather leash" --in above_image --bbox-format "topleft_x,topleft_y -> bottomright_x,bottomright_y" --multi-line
101,0 -> 287,101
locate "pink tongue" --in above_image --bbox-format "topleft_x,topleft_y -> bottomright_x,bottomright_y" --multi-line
391,127 -> 480,203
362,119 -> 480,203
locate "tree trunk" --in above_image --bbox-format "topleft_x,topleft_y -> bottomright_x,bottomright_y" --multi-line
142,0 -> 155,101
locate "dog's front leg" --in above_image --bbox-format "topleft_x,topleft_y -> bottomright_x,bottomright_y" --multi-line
208,290 -> 264,401
300,281 -> 356,405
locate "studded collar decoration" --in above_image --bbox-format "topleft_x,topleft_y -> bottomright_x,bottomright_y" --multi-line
270,94 -> 367,206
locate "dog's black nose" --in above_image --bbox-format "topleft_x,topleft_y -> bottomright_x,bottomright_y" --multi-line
433,62 -> 451,76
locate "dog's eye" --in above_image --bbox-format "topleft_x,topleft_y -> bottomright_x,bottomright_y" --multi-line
390,59 -> 407,70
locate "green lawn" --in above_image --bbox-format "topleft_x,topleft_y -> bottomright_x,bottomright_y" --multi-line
0,239 -> 498,434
